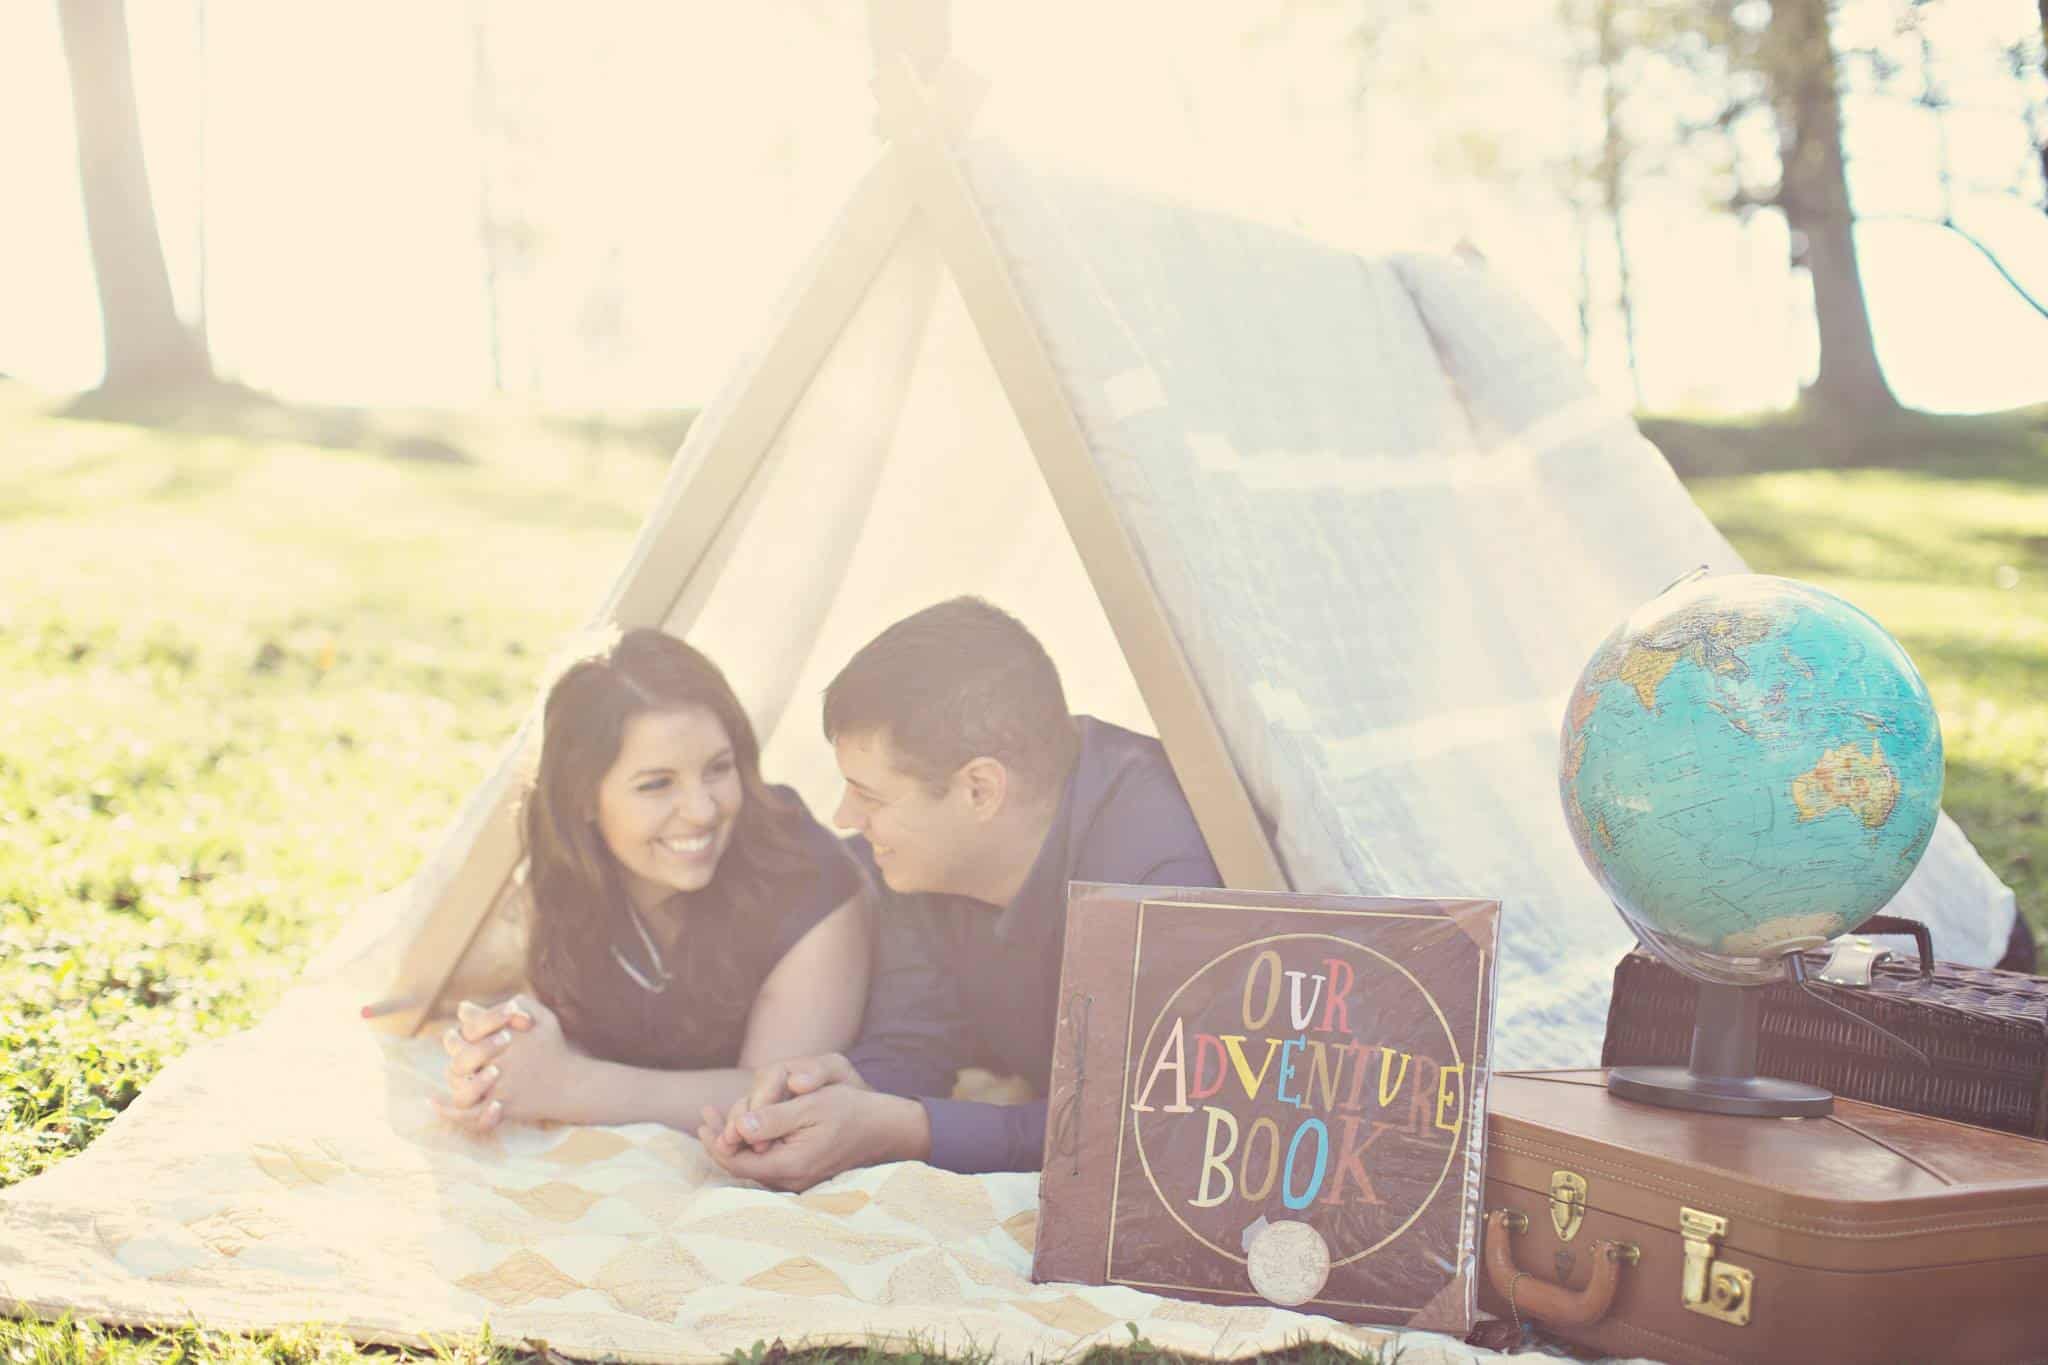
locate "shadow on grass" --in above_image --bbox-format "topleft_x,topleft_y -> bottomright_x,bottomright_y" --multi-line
732,1339 -> 1395,1365
53,380 -> 696,472
1643,404 -> 2048,482
7,1321 -> 1402,1365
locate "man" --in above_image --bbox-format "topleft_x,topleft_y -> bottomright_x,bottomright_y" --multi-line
696,596 -> 1221,1189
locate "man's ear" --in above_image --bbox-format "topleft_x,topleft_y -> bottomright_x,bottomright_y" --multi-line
958,756 -> 1009,821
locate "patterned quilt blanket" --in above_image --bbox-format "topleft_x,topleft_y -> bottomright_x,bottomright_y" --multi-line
0,983 -> 1642,1363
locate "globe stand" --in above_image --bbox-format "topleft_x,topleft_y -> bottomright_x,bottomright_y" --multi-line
1609,978 -> 1833,1118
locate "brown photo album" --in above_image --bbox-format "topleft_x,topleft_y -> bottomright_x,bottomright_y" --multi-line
1033,884 -> 1500,1333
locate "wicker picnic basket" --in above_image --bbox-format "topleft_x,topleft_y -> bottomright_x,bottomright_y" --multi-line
1601,917 -> 2048,1137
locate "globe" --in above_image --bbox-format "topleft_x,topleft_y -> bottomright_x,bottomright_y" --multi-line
1561,571 -> 1944,987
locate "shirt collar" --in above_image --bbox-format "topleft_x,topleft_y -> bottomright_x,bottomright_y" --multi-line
990,719 -> 1088,943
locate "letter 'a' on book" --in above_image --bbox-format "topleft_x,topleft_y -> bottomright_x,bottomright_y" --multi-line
1033,883 -> 1500,1335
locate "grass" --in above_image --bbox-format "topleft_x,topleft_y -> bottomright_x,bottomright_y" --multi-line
1656,406 -> 2048,939
0,383 -> 672,1201
0,381 -> 2042,1362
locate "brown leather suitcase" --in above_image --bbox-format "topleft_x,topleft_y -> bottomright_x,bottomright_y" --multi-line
1478,1070 -> 2048,1364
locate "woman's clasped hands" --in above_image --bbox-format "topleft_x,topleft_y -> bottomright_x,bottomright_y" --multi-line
431,994 -> 581,1134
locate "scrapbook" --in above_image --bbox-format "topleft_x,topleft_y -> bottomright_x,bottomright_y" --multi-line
1032,883 -> 1500,1333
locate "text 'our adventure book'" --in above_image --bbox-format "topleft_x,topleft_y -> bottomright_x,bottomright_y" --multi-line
1032,884 -> 1500,1333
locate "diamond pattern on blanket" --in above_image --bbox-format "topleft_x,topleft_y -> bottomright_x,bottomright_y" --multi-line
489,1181 -> 603,1223
681,1204 -> 922,1264
950,1248 -> 1033,1294
798,1189 -> 871,1216
183,1207 -> 290,1259
0,983 -> 1652,1364
871,1165 -> 999,1241
541,1130 -> 633,1166
881,1250 -> 966,1305
744,1256 -> 853,1296
249,1141 -> 347,1188
592,1239 -> 711,1321
1152,1299 -> 1267,1332
1015,1294 -> 1119,1335
455,1249 -> 583,1307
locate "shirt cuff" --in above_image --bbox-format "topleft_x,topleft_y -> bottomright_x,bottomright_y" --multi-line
919,1097 -> 1047,1174
846,1044 -> 950,1100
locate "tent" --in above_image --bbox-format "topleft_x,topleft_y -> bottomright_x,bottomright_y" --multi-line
339,59 -> 2018,1072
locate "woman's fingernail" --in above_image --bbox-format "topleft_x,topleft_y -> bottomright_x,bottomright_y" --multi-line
741,1113 -> 760,1135
792,1072 -> 813,1088
495,1030 -> 511,1047
489,1100 -> 502,1116
485,1065 -> 500,1081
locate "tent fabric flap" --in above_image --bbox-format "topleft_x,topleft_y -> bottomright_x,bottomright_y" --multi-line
947,139 -> 2016,1069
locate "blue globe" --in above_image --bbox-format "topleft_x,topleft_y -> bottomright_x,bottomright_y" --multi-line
1560,573 -> 1944,985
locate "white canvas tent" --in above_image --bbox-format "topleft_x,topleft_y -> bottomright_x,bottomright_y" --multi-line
340,62 -> 2018,1071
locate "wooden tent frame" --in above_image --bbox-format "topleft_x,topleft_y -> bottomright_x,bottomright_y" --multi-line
377,62 -> 1286,1038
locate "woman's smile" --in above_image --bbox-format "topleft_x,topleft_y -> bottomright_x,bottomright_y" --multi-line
656,829 -> 719,860
598,706 -> 745,903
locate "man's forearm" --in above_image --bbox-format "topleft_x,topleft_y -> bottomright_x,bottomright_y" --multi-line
876,1092 -> 933,1164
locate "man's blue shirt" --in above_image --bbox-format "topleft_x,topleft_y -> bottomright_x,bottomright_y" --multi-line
843,715 -> 1222,1173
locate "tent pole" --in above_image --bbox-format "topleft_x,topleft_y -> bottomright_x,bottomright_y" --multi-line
376,153 -> 921,1037
879,61 -> 1289,892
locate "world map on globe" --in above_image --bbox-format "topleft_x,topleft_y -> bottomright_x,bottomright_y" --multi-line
1560,573 -> 1944,969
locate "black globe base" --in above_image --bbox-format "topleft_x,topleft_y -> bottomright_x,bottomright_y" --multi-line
1608,1065 -> 1833,1117
1606,973 -> 1835,1118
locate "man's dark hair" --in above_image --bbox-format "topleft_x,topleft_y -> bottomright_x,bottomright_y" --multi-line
824,597 -> 1078,796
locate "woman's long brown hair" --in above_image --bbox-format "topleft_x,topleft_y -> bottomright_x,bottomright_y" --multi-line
522,629 -> 811,1069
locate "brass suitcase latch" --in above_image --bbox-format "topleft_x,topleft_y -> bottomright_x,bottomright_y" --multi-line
1680,1207 -> 1753,1326
1549,1170 -> 1588,1242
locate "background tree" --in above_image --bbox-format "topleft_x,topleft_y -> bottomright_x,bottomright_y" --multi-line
1893,0 -> 2048,319
2021,0 -> 2048,215
56,0 -> 211,394
1655,0 -> 1897,416
1763,0 -> 1895,415
1589,0 -> 1644,405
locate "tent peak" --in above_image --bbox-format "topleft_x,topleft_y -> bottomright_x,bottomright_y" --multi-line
866,0 -> 985,145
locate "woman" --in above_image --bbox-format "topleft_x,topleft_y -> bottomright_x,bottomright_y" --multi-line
431,628 -> 871,1134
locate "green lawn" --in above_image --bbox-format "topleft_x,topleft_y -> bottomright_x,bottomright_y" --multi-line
2,384 -> 2042,1362
1660,409 -> 2048,942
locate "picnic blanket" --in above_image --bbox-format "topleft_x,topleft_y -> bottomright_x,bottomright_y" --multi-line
0,979 -> 1658,1363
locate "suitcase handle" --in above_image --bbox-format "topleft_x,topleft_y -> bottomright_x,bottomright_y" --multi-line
1483,1208 -> 1637,1329
1854,914 -> 1936,979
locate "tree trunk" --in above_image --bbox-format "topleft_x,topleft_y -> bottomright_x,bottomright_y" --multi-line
1597,0 -> 1644,410
1768,0 -> 1897,416
57,0 -> 211,393
1572,195 -> 1594,364
2036,0 -> 2047,216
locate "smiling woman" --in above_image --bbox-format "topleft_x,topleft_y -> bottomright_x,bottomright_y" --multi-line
596,706 -> 745,914
431,628 -> 875,1135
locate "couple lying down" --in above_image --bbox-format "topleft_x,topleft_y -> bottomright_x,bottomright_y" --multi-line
429,596 -> 1220,1188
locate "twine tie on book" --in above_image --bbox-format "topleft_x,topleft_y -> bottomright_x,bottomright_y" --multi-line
1048,992 -> 1092,1176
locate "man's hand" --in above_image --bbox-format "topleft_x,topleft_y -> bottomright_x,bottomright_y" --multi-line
709,1053 -> 870,1156
430,994 -> 574,1134
694,1082 -> 929,1192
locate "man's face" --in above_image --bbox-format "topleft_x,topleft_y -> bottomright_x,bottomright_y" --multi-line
831,729 -> 984,897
